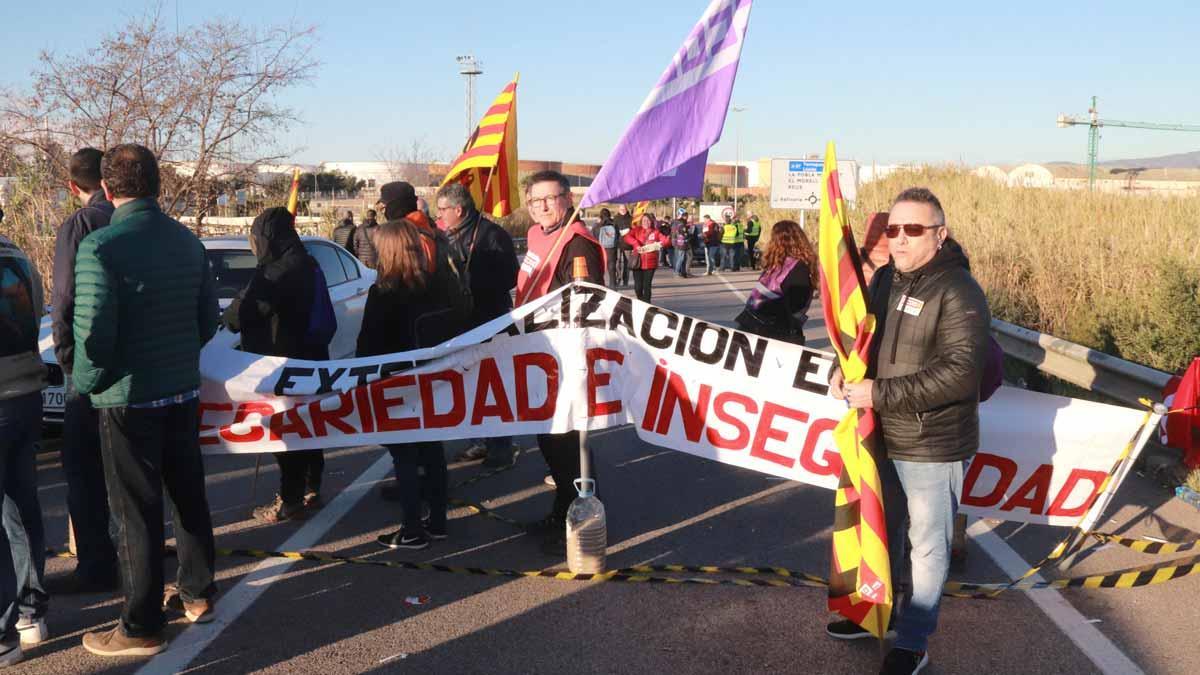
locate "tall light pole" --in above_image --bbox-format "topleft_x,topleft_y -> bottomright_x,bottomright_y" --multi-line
456,55 -> 483,142
731,105 -> 747,216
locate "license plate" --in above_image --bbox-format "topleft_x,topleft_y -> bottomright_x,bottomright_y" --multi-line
42,388 -> 65,411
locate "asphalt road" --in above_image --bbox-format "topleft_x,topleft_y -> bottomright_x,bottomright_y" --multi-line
20,268 -> 1200,675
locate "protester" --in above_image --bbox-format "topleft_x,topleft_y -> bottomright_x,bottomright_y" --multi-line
734,220 -> 816,344
357,216 -> 466,550
827,188 -> 991,675
514,170 -> 604,555
657,216 -> 673,268
332,210 -> 355,250
48,148 -> 119,595
743,212 -> 762,269
223,207 -> 333,522
434,182 -> 521,469
860,211 -> 891,286
0,234 -> 49,666
613,205 -> 633,286
720,212 -> 743,272
624,213 -> 666,303
73,144 -> 218,657
702,215 -> 722,275
353,208 -> 381,268
670,211 -> 694,278
596,208 -> 620,287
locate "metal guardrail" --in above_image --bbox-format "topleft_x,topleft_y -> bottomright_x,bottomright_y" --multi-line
991,319 -> 1172,407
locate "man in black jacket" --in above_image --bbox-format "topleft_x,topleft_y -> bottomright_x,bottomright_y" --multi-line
48,148 -> 120,594
353,209 -> 380,268
827,188 -> 990,675
434,183 -> 521,468
224,208 -> 332,522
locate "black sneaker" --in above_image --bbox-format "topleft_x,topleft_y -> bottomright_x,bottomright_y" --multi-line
425,524 -> 448,541
376,529 -> 430,550
880,648 -> 928,675
826,619 -> 897,641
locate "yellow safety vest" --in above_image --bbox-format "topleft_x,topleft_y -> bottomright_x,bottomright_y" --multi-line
721,221 -> 743,244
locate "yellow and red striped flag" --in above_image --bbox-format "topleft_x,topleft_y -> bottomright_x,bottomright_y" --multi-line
440,74 -> 520,218
631,200 -> 650,223
285,167 -> 301,215
817,140 -> 893,638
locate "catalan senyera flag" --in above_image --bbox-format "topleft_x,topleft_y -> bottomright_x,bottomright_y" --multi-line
440,74 -> 520,218
285,168 -> 301,215
631,201 -> 650,223
817,140 -> 893,639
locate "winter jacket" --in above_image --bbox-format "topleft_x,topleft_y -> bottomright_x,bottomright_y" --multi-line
623,226 -> 667,270
702,220 -> 722,246
596,220 -> 618,250
356,231 -> 462,356
737,258 -> 813,343
0,235 -> 47,400
613,213 -> 633,235
353,218 -> 380,268
51,191 -> 113,374
721,221 -> 744,245
332,219 -> 355,250
867,239 -> 991,463
444,209 -> 519,326
72,199 -> 219,407
223,207 -> 330,361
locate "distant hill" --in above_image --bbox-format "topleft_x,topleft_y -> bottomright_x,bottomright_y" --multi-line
1097,150 -> 1200,169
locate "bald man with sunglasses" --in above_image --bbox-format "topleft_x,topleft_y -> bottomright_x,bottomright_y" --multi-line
827,187 -> 991,675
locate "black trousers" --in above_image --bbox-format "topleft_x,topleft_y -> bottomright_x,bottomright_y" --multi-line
98,398 -> 216,637
386,442 -> 447,532
537,431 -> 600,523
632,268 -> 656,303
604,248 -> 619,287
61,385 -> 118,581
273,450 -> 324,504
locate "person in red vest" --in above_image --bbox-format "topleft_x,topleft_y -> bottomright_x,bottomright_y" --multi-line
515,170 -> 604,556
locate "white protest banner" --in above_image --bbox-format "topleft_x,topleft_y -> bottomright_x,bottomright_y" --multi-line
198,282 -> 1156,527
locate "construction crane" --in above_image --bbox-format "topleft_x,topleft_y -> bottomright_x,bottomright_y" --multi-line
1056,96 -> 1200,190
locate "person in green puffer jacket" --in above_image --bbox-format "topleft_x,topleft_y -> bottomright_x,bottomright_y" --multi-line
72,144 -> 220,659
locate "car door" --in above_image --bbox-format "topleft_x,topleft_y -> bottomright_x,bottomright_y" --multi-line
304,241 -> 356,358
333,245 -> 373,356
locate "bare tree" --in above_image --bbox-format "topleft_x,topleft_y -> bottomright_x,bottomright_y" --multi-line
0,8 -> 317,227
374,137 -> 444,186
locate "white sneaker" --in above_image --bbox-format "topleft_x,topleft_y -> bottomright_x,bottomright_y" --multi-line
543,474 -> 556,487
0,641 -> 21,667
16,616 -> 47,646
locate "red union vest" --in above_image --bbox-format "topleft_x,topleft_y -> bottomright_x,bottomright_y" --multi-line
516,220 -> 604,305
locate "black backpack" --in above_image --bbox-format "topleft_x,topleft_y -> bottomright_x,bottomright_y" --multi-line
412,229 -> 474,348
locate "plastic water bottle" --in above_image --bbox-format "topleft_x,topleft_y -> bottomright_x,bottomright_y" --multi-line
1176,485 -> 1200,511
566,478 -> 607,574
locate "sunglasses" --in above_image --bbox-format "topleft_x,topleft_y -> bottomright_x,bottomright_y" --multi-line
885,223 -> 943,238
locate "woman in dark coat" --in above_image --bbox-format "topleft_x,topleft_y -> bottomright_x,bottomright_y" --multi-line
356,217 -> 460,550
223,207 -> 331,522
734,220 -> 817,345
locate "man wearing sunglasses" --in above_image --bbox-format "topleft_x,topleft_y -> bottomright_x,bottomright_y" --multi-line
827,187 -> 991,675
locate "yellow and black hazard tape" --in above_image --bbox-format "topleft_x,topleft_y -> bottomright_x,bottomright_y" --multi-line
214,547 -> 811,589
617,564 -> 828,588
945,553 -> 1200,597
1091,532 -> 1199,556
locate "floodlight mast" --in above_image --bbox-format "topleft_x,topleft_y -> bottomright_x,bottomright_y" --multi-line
456,55 -> 484,143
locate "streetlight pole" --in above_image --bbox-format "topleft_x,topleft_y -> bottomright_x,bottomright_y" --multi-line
731,105 -> 747,216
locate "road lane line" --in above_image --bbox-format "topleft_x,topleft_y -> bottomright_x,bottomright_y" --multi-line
969,519 -> 1143,675
136,453 -> 394,675
714,272 -> 749,301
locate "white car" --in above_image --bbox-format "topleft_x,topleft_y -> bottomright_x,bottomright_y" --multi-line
38,236 -> 375,424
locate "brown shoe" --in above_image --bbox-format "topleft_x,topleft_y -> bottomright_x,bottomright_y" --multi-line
81,625 -> 166,657
164,588 -> 215,624
252,494 -> 306,522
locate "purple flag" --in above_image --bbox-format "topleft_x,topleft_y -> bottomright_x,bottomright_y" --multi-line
580,0 -> 753,208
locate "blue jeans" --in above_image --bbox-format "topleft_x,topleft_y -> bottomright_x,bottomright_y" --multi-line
884,458 -> 966,652
673,247 -> 690,276
706,245 -> 721,273
386,442 -> 447,532
0,393 -> 47,639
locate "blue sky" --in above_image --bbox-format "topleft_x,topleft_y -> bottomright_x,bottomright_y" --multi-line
3,1 -> 1199,168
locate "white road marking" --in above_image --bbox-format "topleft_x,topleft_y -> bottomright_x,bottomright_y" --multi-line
136,454 -> 394,675
614,450 -> 674,467
715,272 -> 749,302
968,519 -> 1143,675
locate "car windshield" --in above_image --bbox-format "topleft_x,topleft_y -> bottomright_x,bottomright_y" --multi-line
207,249 -> 257,300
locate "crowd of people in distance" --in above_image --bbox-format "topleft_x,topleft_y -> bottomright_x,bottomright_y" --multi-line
0,142 -> 991,675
